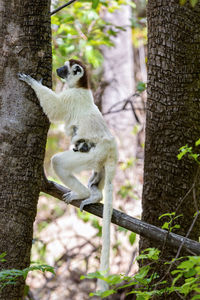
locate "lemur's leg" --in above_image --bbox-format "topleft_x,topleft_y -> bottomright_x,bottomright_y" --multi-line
88,171 -> 104,188
51,150 -> 97,204
79,169 -> 105,211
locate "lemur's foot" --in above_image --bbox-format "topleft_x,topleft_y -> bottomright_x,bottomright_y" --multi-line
80,191 -> 102,212
63,190 -> 91,205
63,191 -> 78,204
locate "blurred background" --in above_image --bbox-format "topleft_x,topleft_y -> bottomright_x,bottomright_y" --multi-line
27,1 -> 147,299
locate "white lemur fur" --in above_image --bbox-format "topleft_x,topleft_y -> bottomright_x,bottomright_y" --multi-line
18,59 -> 118,292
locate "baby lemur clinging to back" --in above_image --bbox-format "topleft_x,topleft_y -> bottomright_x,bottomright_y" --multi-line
18,59 -> 118,291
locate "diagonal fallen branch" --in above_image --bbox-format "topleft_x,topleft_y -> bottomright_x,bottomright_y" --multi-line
41,175 -> 200,256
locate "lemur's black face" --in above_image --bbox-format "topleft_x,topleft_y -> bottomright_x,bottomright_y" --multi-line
56,59 -> 89,89
56,66 -> 68,79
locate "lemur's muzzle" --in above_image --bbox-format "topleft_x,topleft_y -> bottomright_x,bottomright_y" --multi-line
56,66 -> 68,79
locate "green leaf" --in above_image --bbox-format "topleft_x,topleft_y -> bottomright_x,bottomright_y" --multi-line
189,153 -> 200,162
177,151 -> 186,160
80,271 -> 105,280
192,294 -> 200,300
136,248 -> 160,261
195,138 -> 200,146
101,289 -> 116,297
159,212 -> 175,219
162,222 -> 170,230
190,0 -> 198,7
84,46 -> 103,67
134,266 -> 150,282
177,144 -> 193,160
90,289 -> 116,298
180,0 -> 187,5
77,211 -> 90,223
106,274 -> 122,285
117,226 -> 128,233
184,269 -> 196,278
174,214 -> 183,220
171,273 -> 182,286
117,281 -> 137,290
129,232 -> 136,245
0,253 -> 6,263
136,82 -> 146,92
172,224 -> 180,230
136,295 -> 150,300
92,0 -> 99,9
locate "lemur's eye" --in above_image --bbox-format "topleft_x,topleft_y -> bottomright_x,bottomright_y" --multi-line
73,65 -> 82,75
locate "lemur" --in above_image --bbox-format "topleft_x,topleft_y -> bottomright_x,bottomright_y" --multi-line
18,59 -> 118,291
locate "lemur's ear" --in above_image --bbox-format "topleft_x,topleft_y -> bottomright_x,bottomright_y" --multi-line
72,64 -> 83,75
69,59 -> 89,88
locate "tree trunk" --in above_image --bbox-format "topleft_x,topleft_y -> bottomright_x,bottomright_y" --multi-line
140,0 -> 200,294
0,0 -> 51,299
101,5 -> 137,159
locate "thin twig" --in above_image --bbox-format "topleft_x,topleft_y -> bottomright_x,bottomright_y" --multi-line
103,93 -> 140,114
50,0 -> 77,16
175,166 -> 200,214
102,93 -> 143,124
173,211 -> 200,262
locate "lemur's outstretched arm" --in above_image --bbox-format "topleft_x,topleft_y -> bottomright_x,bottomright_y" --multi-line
18,74 -> 66,122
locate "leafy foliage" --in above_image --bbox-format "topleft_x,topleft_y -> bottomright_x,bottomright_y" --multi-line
51,0 -> 127,74
169,256 -> 200,299
0,253 -> 55,291
159,212 -> 183,232
136,248 -> 161,262
177,139 -> 200,163
81,248 -> 200,299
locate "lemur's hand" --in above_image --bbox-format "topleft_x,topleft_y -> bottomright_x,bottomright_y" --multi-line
18,73 -> 34,86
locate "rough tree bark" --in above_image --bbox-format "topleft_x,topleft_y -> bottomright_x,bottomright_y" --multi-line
0,0 -> 51,299
140,0 -> 200,295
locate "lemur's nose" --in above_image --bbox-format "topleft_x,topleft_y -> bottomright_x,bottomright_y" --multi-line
56,66 -> 68,79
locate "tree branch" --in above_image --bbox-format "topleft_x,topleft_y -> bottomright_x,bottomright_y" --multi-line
50,0 -> 77,16
41,175 -> 200,256
102,93 -> 143,124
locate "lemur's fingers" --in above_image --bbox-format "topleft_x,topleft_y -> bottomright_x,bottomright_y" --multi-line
18,73 -> 33,85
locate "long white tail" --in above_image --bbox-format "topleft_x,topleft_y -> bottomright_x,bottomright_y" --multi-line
97,164 -> 114,292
